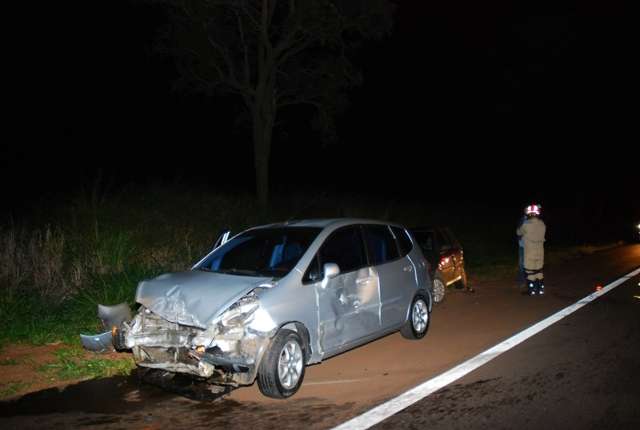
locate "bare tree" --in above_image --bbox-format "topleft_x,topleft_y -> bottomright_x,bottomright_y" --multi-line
152,0 -> 394,206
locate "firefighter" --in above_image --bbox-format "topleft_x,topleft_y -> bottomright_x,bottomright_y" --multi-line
516,214 -> 527,286
516,204 -> 546,295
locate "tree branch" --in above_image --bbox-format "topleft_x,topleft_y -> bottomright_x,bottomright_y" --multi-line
236,0 -> 261,31
205,28 -> 242,86
232,7 -> 252,87
277,35 -> 312,66
267,0 -> 277,27
278,98 -> 321,109
273,0 -> 300,59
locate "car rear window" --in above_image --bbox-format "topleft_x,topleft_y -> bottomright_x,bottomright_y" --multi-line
363,225 -> 400,265
391,226 -> 413,257
444,228 -> 461,249
436,230 -> 452,251
410,230 -> 434,253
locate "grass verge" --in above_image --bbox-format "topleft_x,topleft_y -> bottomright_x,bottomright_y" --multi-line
0,382 -> 32,399
38,347 -> 135,381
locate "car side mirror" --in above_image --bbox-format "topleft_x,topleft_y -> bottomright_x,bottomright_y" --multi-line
323,263 -> 340,279
320,263 -> 340,289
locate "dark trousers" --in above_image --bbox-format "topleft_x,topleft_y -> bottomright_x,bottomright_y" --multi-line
518,245 -> 525,283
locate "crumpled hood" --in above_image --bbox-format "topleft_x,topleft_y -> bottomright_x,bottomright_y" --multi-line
135,271 -> 272,329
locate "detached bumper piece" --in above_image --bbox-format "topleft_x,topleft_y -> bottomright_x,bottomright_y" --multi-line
80,303 -> 132,353
80,331 -> 115,353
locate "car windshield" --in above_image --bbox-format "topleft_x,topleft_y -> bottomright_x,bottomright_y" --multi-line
197,227 -> 322,278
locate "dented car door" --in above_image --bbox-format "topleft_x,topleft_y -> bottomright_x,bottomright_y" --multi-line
364,224 -> 415,329
314,226 -> 381,354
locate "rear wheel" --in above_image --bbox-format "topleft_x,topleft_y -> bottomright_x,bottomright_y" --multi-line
432,274 -> 446,304
401,295 -> 430,340
257,329 -> 305,399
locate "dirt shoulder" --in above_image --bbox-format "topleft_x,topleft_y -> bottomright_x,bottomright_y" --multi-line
0,343 -> 133,400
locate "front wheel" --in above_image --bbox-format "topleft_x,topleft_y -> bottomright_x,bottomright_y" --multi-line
257,329 -> 306,399
401,295 -> 430,340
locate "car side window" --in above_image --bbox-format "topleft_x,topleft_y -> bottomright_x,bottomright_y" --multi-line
318,226 -> 367,274
363,225 -> 400,266
425,234 -> 434,251
436,230 -> 452,252
444,228 -> 461,249
391,226 -> 413,257
413,231 -> 434,253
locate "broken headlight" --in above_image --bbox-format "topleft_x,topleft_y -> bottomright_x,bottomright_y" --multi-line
219,292 -> 260,327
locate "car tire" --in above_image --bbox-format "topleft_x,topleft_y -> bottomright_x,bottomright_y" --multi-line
401,294 -> 430,340
257,329 -> 306,399
432,274 -> 446,304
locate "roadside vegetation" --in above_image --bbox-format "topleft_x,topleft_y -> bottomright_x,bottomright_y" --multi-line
0,382 -> 31,399
0,183 -> 625,396
37,346 -> 135,381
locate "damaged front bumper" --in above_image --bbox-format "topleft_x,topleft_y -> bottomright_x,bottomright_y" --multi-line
81,292 -> 276,386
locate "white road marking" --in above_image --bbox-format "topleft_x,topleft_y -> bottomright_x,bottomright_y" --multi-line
331,266 -> 640,430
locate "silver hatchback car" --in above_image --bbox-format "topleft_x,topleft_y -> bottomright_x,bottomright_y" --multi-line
82,219 -> 433,398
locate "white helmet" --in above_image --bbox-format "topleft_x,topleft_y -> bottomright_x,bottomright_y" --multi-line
525,204 -> 542,217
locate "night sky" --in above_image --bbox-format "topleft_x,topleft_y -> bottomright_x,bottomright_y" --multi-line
3,1 -> 637,222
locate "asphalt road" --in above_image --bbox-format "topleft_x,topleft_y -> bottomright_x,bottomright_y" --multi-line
1,244 -> 639,430
374,272 -> 640,429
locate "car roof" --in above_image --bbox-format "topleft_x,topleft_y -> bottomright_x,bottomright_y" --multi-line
254,218 -> 404,230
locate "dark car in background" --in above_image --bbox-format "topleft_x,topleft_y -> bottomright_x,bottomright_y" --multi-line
410,227 -> 471,303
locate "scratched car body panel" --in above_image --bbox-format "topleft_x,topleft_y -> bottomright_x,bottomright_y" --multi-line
82,218 -> 433,398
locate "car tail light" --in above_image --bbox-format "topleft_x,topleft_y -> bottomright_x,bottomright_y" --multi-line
438,256 -> 450,269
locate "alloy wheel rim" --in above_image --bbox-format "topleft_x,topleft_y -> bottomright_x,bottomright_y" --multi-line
277,340 -> 303,389
412,299 -> 428,333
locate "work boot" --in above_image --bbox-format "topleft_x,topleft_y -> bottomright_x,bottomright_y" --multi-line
537,280 -> 545,295
527,281 -> 536,296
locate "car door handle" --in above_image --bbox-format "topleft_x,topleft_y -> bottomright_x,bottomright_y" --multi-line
403,265 -> 413,272
356,278 -> 371,285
